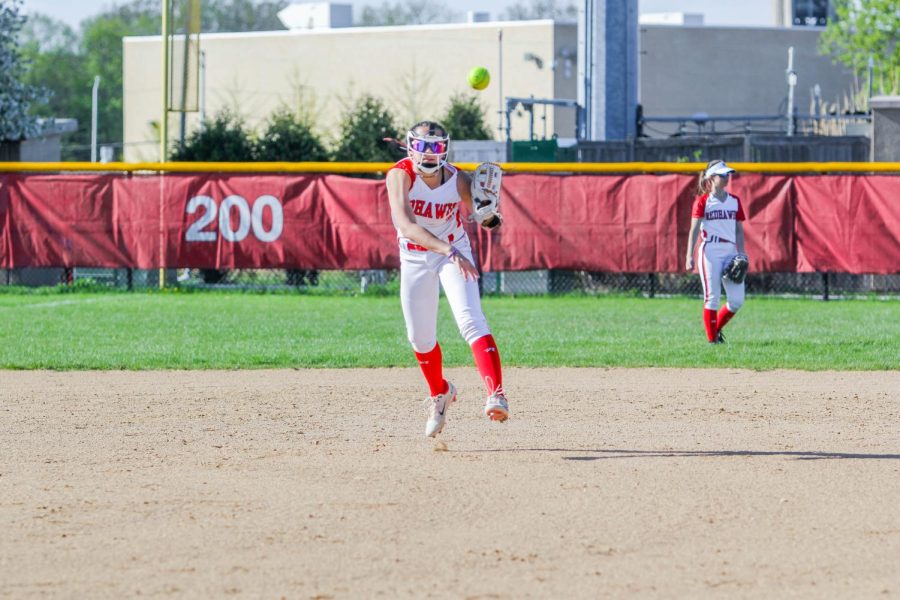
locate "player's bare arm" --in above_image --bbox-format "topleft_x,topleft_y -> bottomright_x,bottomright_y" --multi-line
686,217 -> 702,270
735,221 -> 746,254
386,169 -> 479,281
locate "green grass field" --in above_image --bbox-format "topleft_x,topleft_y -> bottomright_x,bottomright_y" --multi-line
0,291 -> 896,370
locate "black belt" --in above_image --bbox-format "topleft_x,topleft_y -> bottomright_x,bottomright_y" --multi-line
704,235 -> 733,244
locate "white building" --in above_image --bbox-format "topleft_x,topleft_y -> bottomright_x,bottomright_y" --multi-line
122,12 -> 854,160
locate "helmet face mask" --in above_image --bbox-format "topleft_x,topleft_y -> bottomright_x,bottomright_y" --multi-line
407,129 -> 450,175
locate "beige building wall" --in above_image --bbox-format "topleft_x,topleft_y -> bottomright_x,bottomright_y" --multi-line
124,21 -> 857,161
123,21 -> 577,161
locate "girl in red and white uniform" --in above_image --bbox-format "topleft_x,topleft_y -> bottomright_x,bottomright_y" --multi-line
385,121 -> 508,437
686,160 -> 748,344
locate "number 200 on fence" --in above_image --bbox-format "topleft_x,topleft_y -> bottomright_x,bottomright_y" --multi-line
185,195 -> 283,243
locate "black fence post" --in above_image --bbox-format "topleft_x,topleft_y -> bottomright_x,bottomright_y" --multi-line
648,273 -> 657,298
127,268 -> 134,292
822,272 -> 830,301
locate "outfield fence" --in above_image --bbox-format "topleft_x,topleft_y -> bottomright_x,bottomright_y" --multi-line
1,162 -> 897,298
3,267 -> 897,299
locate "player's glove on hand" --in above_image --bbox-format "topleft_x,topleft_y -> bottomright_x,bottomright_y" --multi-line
471,162 -> 503,230
723,253 -> 750,283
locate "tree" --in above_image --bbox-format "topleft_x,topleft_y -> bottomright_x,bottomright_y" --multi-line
77,0 -> 290,154
500,0 -> 577,21
0,0 -> 49,141
200,0 -> 288,32
170,110 -> 255,160
357,0 -> 459,26
441,93 -> 493,140
19,0 -> 289,160
255,108 -> 329,161
19,14 -> 90,158
820,0 -> 900,96
78,3 -> 158,159
19,12 -> 79,53
332,94 -> 399,164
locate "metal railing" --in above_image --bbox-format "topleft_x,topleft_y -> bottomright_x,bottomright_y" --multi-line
5,160 -> 900,174
639,113 -> 872,138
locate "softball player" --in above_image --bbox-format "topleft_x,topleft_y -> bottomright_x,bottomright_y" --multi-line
685,160 -> 748,343
385,120 -> 508,437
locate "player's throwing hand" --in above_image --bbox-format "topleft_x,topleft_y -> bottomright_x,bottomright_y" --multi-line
447,246 -> 479,281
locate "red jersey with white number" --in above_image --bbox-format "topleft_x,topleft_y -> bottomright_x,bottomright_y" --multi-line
692,192 -> 746,243
389,157 -> 465,247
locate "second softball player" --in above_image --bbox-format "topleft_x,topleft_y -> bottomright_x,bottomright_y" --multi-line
686,160 -> 748,344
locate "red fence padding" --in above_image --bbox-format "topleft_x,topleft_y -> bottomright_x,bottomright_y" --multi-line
1,172 -> 898,273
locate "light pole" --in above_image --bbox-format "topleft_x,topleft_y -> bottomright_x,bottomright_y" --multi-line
497,28 -> 503,143
159,0 -> 171,289
90,76 -> 100,162
161,0 -> 170,162
867,55 -> 874,112
199,49 -> 206,126
786,46 -> 797,136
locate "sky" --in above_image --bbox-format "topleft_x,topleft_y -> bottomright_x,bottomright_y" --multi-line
21,0 -> 776,30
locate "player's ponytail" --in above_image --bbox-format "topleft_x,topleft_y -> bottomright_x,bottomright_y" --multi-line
696,160 -> 718,195
696,172 -> 710,196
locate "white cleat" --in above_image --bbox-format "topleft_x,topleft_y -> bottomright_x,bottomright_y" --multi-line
424,382 -> 457,437
484,389 -> 510,422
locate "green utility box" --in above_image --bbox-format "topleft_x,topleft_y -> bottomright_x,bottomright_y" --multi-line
510,138 -> 558,162
510,136 -> 575,162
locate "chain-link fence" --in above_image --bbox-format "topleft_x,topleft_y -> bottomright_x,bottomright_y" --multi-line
3,268 -> 897,299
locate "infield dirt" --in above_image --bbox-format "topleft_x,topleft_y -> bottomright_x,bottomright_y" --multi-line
2,368 -> 899,598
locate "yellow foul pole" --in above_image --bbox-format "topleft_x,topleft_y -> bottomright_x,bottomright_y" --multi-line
159,0 -> 170,289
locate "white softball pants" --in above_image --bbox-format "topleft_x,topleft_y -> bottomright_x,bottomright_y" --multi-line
399,238 -> 491,353
698,240 -> 746,311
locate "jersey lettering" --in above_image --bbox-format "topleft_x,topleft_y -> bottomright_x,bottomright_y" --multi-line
705,209 -> 739,220
691,192 -> 746,244
410,199 -> 456,221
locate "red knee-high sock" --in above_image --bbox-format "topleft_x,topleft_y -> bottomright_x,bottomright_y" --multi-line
716,306 -> 736,333
703,309 -> 718,342
414,343 -> 447,397
470,334 -> 503,394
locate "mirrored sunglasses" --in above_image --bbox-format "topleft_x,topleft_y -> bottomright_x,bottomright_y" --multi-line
409,138 -> 448,154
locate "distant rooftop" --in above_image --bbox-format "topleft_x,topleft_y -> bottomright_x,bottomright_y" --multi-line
278,2 -> 352,30
37,118 -> 78,137
639,12 -> 704,26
